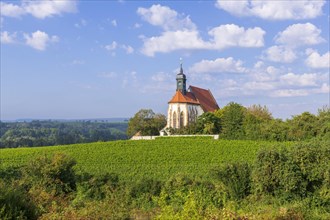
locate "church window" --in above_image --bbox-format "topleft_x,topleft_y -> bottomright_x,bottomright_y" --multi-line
180,112 -> 184,128
173,112 -> 177,128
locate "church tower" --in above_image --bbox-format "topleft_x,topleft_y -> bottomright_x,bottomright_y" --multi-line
176,63 -> 187,95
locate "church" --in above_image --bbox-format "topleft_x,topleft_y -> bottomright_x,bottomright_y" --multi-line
164,63 -> 219,131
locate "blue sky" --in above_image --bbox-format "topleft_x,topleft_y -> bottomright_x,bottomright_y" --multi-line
1,0 -> 329,120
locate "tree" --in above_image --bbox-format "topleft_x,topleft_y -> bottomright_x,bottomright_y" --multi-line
127,109 -> 167,137
287,112 -> 318,141
196,112 -> 221,134
219,102 -> 246,139
243,105 -> 273,140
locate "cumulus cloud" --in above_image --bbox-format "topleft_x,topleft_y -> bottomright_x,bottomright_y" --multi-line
140,24 -> 265,56
270,89 -> 310,97
189,57 -> 246,74
137,4 -> 196,31
208,24 -> 265,49
0,2 -> 25,18
141,30 -> 206,56
280,73 -> 318,86
137,5 -> 266,56
0,31 -> 16,44
215,0 -> 325,20
305,50 -> 330,68
262,45 -> 297,63
275,23 -> 324,48
0,0 -> 77,19
24,30 -> 59,51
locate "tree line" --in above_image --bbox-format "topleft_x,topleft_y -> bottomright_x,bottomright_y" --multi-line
0,121 -> 128,148
128,103 -> 330,141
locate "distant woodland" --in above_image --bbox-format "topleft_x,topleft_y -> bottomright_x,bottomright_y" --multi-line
0,121 -> 128,148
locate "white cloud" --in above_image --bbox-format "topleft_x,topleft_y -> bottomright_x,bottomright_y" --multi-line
305,50 -> 330,68
189,57 -> 246,74
244,81 -> 276,90
280,72 -> 318,87
1,0 -> 77,19
271,89 -> 310,97
208,24 -> 265,49
111,19 -> 117,27
215,0 -> 325,20
270,83 -> 329,97
122,45 -> 134,54
24,30 -> 59,51
140,24 -> 265,56
275,23 -> 324,48
0,31 -> 16,44
137,4 -> 196,31
262,45 -> 297,63
105,41 -> 117,51
0,2 -> 25,17
141,30 -> 206,56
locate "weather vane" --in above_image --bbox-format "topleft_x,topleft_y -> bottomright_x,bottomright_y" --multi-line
180,57 -> 183,67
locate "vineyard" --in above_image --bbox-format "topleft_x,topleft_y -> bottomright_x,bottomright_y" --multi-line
0,137 -> 292,182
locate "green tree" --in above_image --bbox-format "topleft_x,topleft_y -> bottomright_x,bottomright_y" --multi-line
316,106 -> 330,140
219,102 -> 246,139
196,112 -> 221,134
287,112 -> 318,141
243,105 -> 273,140
127,109 -> 167,137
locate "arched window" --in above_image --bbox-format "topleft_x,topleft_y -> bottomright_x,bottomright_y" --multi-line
180,111 -> 184,128
173,112 -> 177,128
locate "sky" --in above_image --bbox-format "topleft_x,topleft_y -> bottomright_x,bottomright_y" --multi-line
1,0 -> 329,120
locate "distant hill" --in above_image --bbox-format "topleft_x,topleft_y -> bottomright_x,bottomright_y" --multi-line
2,118 -> 129,123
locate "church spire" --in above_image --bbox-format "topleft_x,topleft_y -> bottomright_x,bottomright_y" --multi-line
176,58 -> 187,94
179,57 -> 183,74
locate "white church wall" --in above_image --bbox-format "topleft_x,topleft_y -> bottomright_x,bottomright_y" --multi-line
166,103 -> 204,129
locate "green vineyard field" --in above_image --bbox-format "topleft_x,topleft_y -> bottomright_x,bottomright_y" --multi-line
0,137 -> 292,182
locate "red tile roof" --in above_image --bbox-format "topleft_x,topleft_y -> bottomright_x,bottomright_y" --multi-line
189,86 -> 219,112
168,86 -> 219,112
168,91 -> 200,104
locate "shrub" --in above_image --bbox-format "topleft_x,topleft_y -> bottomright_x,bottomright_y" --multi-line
211,162 -> 251,200
76,172 -> 119,201
0,180 -> 37,220
22,153 -> 77,195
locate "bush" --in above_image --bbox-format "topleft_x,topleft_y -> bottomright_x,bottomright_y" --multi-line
22,153 -> 77,195
211,162 -> 251,200
0,180 -> 37,220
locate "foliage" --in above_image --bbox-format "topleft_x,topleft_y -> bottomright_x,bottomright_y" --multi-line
253,141 -> 330,201
0,180 -> 38,220
0,140 -> 329,219
196,112 -> 221,134
21,153 -> 77,195
287,112 -> 318,141
0,120 -> 127,148
127,109 -> 166,137
212,162 -> 251,200
218,102 -> 246,139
